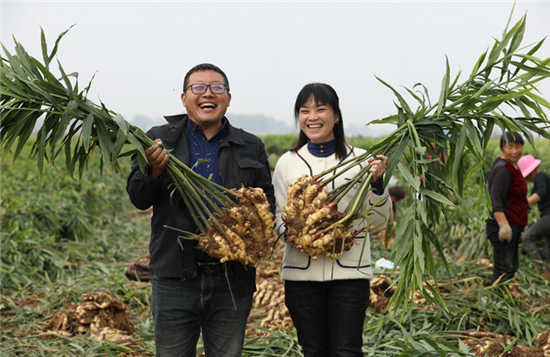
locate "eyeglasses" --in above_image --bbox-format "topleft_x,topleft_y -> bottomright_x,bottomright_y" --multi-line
185,83 -> 228,94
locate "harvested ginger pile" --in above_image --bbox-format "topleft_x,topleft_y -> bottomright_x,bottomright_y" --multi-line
42,292 -> 134,342
199,186 -> 276,266
282,174 -> 357,260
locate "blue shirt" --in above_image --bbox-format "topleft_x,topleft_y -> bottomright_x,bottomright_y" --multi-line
187,118 -> 228,262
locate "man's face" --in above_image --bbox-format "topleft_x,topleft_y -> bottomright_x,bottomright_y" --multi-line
181,70 -> 231,129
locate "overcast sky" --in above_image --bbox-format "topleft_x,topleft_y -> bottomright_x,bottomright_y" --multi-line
2,1 -> 549,136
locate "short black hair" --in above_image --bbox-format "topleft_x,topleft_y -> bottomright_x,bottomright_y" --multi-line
291,83 -> 348,160
183,63 -> 230,93
500,131 -> 524,149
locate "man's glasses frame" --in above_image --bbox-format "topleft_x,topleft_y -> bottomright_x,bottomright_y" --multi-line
185,83 -> 228,95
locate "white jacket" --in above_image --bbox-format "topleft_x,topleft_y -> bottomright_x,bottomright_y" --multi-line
273,145 -> 391,281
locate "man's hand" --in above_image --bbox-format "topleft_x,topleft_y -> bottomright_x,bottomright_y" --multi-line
498,221 -> 512,242
145,139 -> 169,179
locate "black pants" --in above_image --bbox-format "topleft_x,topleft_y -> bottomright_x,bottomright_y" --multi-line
285,279 -> 370,357
486,220 -> 525,285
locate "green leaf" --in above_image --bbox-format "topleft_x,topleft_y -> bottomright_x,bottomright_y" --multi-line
56,59 -> 74,98
47,24 -> 76,66
436,56 -> 451,117
81,113 -> 94,153
113,113 -> 128,135
398,161 -> 419,192
525,91 -> 550,110
94,119 -> 117,172
418,190 -> 454,206
451,124 -> 467,183
40,27 -> 49,68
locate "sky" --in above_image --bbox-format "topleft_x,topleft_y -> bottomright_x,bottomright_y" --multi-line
2,0 -> 549,137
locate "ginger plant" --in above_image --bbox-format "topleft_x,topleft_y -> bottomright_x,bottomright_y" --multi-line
0,26 -> 275,267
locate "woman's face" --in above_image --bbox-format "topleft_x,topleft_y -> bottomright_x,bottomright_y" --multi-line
298,95 -> 338,144
501,142 -> 523,166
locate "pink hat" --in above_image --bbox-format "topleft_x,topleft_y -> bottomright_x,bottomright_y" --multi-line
518,155 -> 541,178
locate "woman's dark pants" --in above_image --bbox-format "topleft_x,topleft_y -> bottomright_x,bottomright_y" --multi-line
285,279 -> 370,357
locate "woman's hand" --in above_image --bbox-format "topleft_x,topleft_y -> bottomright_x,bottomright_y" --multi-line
287,235 -> 305,252
368,155 -> 388,183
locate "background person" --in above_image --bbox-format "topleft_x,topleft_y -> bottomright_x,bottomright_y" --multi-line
389,186 -> 405,215
486,131 -> 529,285
126,63 -> 274,357
272,83 -> 391,357
518,154 -> 550,270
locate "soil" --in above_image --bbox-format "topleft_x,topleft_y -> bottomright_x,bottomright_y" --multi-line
369,276 -> 395,314
463,329 -> 550,357
5,236 -> 548,355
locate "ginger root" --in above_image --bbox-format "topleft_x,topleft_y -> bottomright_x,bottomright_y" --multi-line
282,174 -> 358,260
198,187 -> 276,266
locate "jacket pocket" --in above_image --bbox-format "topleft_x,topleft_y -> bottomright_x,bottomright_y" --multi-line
236,157 -> 265,188
282,245 -> 311,270
337,237 -> 371,269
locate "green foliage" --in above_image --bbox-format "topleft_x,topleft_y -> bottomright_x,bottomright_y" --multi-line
2,135 -> 550,356
433,138 -> 550,260
1,27 -> 240,242
0,139 -> 134,291
346,135 -> 381,151
362,10 -> 550,314
1,142 -> 153,354
258,134 -> 298,157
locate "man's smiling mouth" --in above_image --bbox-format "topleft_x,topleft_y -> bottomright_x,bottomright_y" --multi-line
200,103 -> 216,109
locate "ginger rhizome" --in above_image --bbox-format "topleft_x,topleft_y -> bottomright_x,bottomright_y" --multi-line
198,187 -> 276,266
282,174 -> 358,260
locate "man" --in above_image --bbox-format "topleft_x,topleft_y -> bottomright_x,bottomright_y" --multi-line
127,63 -> 275,356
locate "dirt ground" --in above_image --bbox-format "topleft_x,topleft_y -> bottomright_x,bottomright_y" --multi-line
5,241 -> 549,356
463,330 -> 550,357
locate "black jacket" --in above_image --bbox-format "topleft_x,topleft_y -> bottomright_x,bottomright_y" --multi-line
126,114 -> 275,296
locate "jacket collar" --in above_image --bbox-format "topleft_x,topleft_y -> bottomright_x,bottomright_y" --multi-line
163,114 -> 246,146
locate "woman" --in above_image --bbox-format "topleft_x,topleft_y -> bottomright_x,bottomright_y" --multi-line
272,83 -> 391,356
486,131 -> 529,285
518,154 -> 550,269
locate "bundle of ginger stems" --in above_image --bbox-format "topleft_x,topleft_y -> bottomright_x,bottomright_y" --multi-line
0,26 -> 275,267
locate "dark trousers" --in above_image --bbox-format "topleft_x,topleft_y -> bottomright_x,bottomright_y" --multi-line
285,279 -> 370,357
486,220 -> 525,285
521,214 -> 550,267
151,275 -> 252,357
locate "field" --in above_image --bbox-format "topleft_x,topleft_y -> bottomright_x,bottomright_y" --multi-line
1,136 -> 550,356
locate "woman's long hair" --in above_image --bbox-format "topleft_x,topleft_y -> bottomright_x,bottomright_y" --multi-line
290,83 -> 348,160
